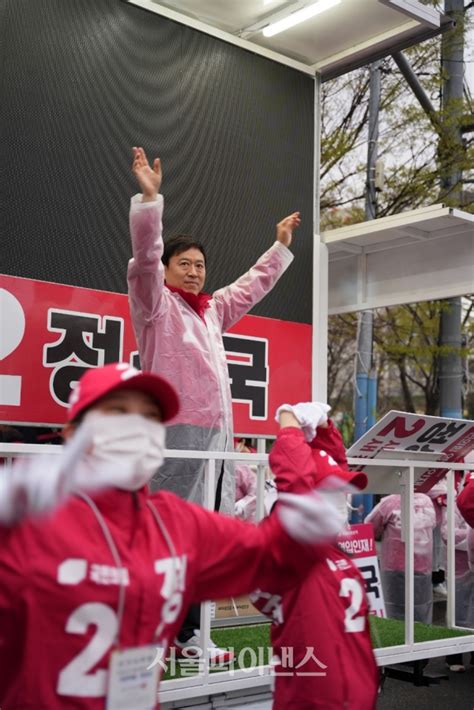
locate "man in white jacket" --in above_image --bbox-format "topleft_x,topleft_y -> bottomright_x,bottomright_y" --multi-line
128,147 -> 299,513
127,147 -> 300,651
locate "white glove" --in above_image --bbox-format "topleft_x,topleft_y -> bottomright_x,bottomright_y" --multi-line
275,402 -> 331,442
276,490 -> 345,543
234,495 -> 257,521
235,498 -> 247,519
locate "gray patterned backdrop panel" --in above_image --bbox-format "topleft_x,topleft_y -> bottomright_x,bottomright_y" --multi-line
0,0 -> 314,323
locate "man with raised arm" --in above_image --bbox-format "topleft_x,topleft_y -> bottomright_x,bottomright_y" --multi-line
127,147 -> 300,514
127,147 -> 300,653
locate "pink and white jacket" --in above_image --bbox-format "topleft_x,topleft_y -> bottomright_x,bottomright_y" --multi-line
365,493 -> 436,574
128,195 -> 293,513
441,504 -> 474,577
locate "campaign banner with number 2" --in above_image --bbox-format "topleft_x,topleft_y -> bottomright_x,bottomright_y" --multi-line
0,274 -> 311,434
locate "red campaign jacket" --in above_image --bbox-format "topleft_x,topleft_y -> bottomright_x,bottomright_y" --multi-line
269,420 -> 350,497
0,486 -> 309,709
458,479 -> 474,528
252,427 -> 378,710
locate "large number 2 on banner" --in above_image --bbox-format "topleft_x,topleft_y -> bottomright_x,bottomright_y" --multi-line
0,289 -> 25,406
57,603 -> 117,697
339,578 -> 366,633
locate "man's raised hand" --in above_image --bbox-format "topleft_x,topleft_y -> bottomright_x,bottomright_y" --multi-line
276,211 -> 301,248
132,147 -> 162,202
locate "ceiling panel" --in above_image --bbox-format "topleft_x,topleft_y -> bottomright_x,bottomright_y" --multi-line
128,0 -> 442,76
322,206 -> 474,313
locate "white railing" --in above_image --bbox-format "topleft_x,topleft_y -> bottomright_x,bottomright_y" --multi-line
1,443 -> 473,704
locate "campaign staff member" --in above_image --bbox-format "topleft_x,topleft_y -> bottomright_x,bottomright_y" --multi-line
0,364 -> 343,710
365,492 -> 436,623
251,403 -> 378,710
458,455 -> 474,527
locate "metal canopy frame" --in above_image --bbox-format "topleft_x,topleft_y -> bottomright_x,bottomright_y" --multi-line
126,0 -> 444,79
312,204 -> 473,397
322,204 -> 474,315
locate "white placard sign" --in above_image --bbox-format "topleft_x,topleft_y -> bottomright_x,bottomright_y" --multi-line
347,411 -> 474,493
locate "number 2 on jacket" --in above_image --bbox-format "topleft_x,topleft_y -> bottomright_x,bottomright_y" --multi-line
57,556 -> 185,697
339,577 -> 366,633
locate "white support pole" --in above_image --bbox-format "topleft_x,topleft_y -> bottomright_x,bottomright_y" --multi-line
446,469 -> 456,627
401,465 -> 415,645
312,72 -> 328,401
312,236 -> 329,401
256,439 -> 266,522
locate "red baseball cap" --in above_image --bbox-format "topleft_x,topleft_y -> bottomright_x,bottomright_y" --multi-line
67,363 -> 180,423
312,448 -> 368,491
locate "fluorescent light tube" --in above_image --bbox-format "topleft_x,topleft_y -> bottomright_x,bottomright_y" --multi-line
263,0 -> 341,37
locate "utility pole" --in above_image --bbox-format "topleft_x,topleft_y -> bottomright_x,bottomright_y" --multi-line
352,61 -> 381,522
439,0 -> 464,420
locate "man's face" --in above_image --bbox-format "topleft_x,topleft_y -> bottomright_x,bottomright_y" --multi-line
164,248 -> 206,294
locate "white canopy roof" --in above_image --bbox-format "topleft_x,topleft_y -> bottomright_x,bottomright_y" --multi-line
322,204 -> 474,313
127,0 -> 443,77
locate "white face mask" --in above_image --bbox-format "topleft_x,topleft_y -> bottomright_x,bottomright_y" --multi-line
81,412 -> 166,491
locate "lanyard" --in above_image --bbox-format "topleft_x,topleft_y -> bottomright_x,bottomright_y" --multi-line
76,491 -> 179,646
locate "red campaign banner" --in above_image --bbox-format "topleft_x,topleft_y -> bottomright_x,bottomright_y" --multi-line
337,523 -> 376,560
338,523 -> 386,617
0,274 -> 311,435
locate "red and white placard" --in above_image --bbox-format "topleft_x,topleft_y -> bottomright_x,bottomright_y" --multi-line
347,411 -> 474,493
338,523 -> 386,618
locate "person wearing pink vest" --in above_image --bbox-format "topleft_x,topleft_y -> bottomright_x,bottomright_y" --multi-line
251,403 -> 378,709
441,488 -> 474,671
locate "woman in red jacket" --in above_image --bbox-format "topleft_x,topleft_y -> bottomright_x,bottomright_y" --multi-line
252,403 -> 378,710
0,364 -> 344,710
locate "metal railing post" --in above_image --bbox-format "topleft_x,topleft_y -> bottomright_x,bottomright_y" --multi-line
446,469 -> 456,628
401,465 -> 415,646
199,457 -> 216,681
256,439 -> 266,522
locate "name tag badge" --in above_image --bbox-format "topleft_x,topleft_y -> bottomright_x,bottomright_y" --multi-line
107,645 -> 160,710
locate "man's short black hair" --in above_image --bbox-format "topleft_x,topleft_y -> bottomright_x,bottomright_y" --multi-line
162,235 -> 206,266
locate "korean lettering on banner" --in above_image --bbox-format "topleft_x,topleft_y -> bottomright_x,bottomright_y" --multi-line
0,274 -> 311,432
223,334 -> 268,421
347,410 -> 474,493
43,310 -> 124,407
338,523 -> 386,618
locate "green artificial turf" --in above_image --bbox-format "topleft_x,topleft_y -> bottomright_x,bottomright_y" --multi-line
369,616 -> 474,648
163,619 -> 474,680
211,617 -> 473,653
